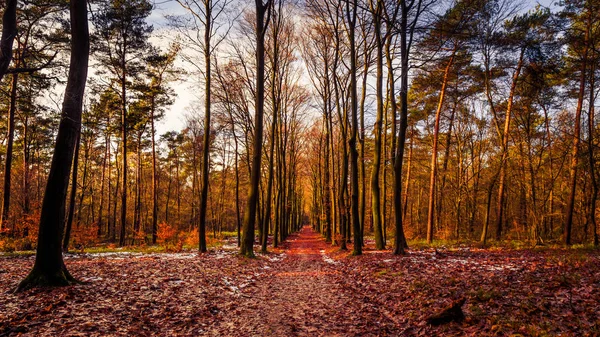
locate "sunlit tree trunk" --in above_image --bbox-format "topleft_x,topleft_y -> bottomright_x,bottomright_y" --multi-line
426,53 -> 454,244
495,51 -> 524,241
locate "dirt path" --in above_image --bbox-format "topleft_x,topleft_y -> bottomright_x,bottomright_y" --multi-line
206,226 -> 398,336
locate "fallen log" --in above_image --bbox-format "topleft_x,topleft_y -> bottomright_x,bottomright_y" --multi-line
425,297 -> 466,325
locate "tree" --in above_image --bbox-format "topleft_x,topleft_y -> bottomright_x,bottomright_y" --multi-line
240,0 -> 272,257
93,0 -> 153,246
16,0 -> 89,291
1,0 -> 65,232
421,0 -> 482,243
171,0 -> 233,252
393,0 -> 425,255
562,0 -> 599,245
0,0 -> 17,82
135,45 -> 178,243
345,0 -> 361,255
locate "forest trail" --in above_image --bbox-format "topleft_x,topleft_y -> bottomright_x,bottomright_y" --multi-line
207,226 -> 398,336
3,228 -> 598,336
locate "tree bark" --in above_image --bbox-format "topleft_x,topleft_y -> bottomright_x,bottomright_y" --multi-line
346,0 -> 361,255
198,0 -> 213,253
63,133 -> 81,252
370,0 -> 385,250
494,51 -> 523,241
241,0 -> 271,257
0,0 -> 17,82
564,26 -> 589,246
1,72 -> 18,232
16,0 -> 89,291
426,54 -> 454,244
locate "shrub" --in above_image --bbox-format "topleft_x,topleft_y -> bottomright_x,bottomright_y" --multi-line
0,238 -> 15,253
157,222 -> 178,244
183,228 -> 199,248
70,225 -> 98,250
14,237 -> 33,251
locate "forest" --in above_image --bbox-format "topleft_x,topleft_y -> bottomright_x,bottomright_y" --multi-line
0,0 -> 599,335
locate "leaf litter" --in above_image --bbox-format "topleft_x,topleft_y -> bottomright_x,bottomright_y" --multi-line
1,229 -> 599,336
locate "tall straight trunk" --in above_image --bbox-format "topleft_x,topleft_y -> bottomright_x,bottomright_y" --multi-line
1,72 -> 18,232
426,54 -> 454,244
384,33 -> 397,245
587,56 -> 598,246
393,0 -> 418,255
190,144 -> 197,229
198,0 -> 212,253
370,1 -> 385,249
108,139 -> 114,240
119,50 -> 128,247
564,26 -> 589,245
63,133 -> 81,251
495,51 -> 523,241
234,135 -> 241,246
436,104 -> 456,236
323,114 -> 332,243
469,140 -> 482,237
77,134 -> 90,226
224,101 -> 242,246
241,0 -> 270,257
151,103 -> 158,244
113,145 -> 120,240
359,50 -> 368,241
263,96 -> 277,252
382,95 -> 388,245
23,115 -> 30,215
263,5 -> 280,252
0,0 -> 17,82
97,125 -> 109,237
17,0 -> 89,291
176,155 -> 181,224
346,0 -> 361,254
133,134 -> 142,233
165,166 -> 171,223
402,134 -> 413,221
328,96 -> 337,245
481,172 -> 498,244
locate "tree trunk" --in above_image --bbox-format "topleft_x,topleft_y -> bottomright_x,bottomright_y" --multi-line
587,55 -> 598,246
63,133 -> 81,252
346,0 -> 361,255
151,103 -> 158,243
198,0 -> 212,253
370,0 -> 385,249
494,52 -> 524,241
564,25 -> 589,246
97,124 -> 109,238
119,50 -> 128,247
359,46 -> 368,242
241,0 -> 270,257
1,72 -> 18,232
426,54 -> 454,244
0,0 -> 17,82
17,0 -> 88,291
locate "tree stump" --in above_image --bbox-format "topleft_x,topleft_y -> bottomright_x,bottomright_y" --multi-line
425,297 -> 466,325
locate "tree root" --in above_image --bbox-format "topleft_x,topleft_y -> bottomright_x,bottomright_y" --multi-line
15,264 -> 81,293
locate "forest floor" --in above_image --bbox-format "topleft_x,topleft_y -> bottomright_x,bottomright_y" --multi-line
1,227 -> 599,336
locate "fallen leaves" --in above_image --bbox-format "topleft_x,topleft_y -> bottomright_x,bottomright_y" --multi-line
1,231 -> 599,336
